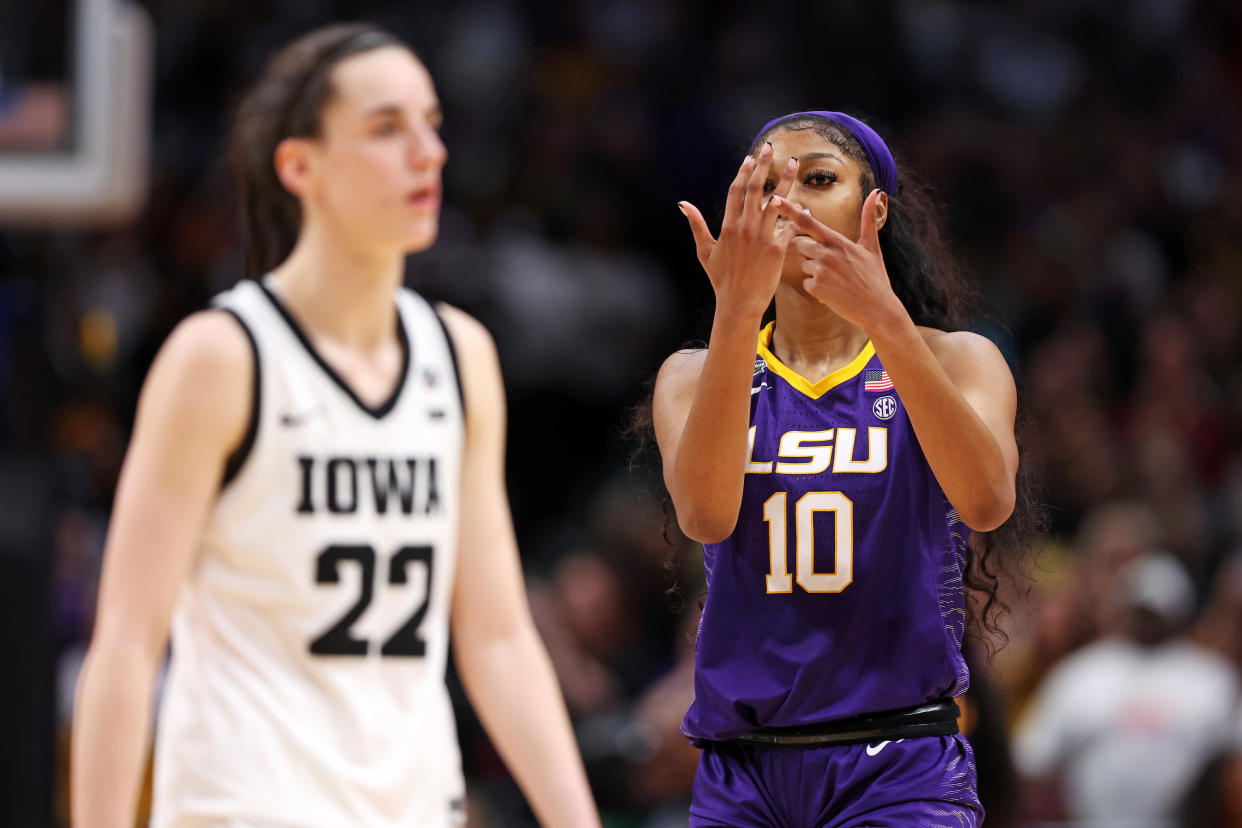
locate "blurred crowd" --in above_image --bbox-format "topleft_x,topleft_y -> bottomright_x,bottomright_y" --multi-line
3,0 -> 1242,825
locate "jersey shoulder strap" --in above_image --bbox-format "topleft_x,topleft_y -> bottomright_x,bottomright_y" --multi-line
398,289 -> 465,419
208,280 -> 267,487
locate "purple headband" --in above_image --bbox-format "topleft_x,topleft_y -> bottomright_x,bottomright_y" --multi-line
752,111 -> 898,196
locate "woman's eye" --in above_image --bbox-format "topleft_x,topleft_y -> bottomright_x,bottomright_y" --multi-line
373,121 -> 399,136
763,179 -> 775,194
805,170 -> 838,186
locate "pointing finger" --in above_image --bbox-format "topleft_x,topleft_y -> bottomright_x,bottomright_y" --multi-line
762,156 -> 798,236
769,196 -> 851,248
801,275 -> 833,305
793,236 -> 830,259
679,201 -> 716,268
774,214 -> 799,249
801,258 -> 835,279
723,155 -> 755,227
744,142 -> 774,219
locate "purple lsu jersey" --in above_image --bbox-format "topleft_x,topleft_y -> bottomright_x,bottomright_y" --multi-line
682,323 -> 971,742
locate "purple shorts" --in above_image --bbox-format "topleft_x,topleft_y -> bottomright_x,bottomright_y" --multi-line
689,735 -> 983,827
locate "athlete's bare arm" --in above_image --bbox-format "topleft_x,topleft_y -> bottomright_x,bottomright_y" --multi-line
773,194 -> 1018,531
912,327 -> 1018,529
655,144 -> 799,543
71,312 -> 252,828
438,305 -> 601,828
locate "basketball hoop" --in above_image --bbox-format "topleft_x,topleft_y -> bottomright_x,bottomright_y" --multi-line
0,0 -> 152,226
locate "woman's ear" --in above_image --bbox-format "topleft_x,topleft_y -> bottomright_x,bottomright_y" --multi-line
273,137 -> 313,198
874,191 -> 889,232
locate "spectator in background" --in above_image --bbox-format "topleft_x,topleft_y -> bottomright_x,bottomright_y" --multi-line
1014,553 -> 1240,824
995,500 -> 1165,717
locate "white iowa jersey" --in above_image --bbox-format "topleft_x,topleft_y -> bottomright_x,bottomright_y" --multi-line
152,277 -> 467,827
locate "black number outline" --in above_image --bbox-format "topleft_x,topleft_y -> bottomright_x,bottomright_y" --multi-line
308,544 -> 435,658
380,545 -> 433,657
308,545 -> 375,655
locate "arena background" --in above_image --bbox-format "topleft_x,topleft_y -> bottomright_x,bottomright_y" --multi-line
3,1 -> 1242,825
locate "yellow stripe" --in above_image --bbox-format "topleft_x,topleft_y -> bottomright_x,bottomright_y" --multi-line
757,322 -> 875,399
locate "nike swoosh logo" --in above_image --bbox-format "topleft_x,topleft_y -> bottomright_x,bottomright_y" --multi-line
751,382 -> 767,396
865,741 -> 891,756
280,408 -> 322,427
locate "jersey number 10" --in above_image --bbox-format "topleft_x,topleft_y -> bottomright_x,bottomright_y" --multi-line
309,544 -> 434,657
763,491 -> 853,593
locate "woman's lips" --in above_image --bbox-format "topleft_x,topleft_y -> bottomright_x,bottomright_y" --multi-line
406,185 -> 440,210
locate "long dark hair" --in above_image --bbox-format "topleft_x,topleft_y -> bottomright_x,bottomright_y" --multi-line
633,113 -> 1045,643
230,24 -> 408,277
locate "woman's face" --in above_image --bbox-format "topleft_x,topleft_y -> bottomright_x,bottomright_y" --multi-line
760,126 -> 881,285
294,46 -> 447,256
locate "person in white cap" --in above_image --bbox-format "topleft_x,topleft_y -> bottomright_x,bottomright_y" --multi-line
1013,552 -> 1240,824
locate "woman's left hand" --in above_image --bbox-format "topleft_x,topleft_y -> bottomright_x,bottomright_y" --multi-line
771,189 -> 907,332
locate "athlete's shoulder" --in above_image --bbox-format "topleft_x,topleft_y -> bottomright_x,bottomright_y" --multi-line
917,327 -> 1007,368
433,302 -> 496,365
160,309 -> 254,383
429,304 -> 503,433
655,347 -> 708,391
916,327 -> 1013,388
136,309 -> 254,457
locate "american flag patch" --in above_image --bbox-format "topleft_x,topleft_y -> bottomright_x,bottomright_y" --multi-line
864,369 -> 893,392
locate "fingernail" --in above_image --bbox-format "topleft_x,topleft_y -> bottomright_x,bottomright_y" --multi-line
789,156 -> 798,164
677,202 -> 687,215
770,195 -> 783,205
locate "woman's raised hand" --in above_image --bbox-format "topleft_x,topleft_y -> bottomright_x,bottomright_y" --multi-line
770,189 -> 906,332
679,141 -> 799,320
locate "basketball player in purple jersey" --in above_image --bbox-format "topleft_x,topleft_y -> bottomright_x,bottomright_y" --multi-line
653,112 -> 1019,826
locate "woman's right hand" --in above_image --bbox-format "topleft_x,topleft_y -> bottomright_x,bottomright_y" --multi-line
679,141 -> 799,320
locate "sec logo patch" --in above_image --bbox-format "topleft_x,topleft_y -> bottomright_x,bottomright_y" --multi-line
873,396 -> 897,420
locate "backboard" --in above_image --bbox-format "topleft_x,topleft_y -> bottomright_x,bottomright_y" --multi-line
0,0 -> 152,225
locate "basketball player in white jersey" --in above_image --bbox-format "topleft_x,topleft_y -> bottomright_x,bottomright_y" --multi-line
71,24 -> 601,827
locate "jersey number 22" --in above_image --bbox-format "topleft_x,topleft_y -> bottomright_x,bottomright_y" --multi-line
309,544 -> 434,657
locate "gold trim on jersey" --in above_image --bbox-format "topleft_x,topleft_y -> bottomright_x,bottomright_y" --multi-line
757,322 -> 875,400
